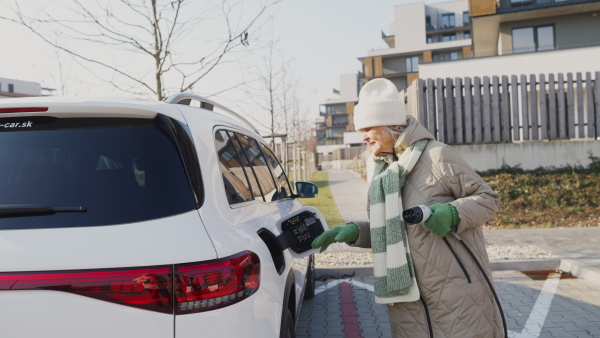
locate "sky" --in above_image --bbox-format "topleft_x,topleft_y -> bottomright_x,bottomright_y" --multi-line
0,0 -> 450,132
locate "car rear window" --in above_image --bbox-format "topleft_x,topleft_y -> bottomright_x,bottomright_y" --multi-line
0,116 -> 197,229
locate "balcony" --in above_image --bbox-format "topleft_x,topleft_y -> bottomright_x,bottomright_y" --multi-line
319,104 -> 347,117
326,126 -> 346,139
426,23 -> 470,34
498,0 -> 600,13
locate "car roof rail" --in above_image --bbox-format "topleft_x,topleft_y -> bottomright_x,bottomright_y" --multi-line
165,93 -> 259,134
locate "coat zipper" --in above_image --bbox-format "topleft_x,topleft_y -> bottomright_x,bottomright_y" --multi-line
420,297 -> 434,338
443,237 -> 471,283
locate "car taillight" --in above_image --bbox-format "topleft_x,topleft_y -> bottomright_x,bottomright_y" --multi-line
0,107 -> 48,113
0,251 -> 260,315
175,251 -> 260,314
0,266 -> 173,313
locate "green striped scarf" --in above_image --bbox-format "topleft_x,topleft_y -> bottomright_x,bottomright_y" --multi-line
370,139 -> 427,304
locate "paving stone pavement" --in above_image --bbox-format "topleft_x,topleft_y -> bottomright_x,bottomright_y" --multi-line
297,271 -> 600,338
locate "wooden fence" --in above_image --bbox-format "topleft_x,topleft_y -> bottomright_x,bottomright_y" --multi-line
414,72 -> 600,144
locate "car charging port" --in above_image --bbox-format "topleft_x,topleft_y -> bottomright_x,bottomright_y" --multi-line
257,228 -> 285,275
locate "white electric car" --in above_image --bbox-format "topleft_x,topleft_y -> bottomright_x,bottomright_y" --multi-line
0,94 -> 322,338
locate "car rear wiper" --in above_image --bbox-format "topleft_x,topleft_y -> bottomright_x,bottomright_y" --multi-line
0,205 -> 87,218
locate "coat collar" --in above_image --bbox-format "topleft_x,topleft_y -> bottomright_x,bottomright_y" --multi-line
393,116 -> 435,156
372,116 -> 435,164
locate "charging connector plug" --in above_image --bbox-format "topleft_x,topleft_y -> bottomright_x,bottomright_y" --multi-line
402,205 -> 432,225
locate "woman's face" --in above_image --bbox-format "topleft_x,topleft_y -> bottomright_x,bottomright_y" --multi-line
359,126 -> 395,155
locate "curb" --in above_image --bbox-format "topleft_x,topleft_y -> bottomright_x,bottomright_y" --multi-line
316,265 -> 373,278
317,258 -> 600,287
559,259 -> 600,287
316,259 -> 562,278
489,258 -> 561,272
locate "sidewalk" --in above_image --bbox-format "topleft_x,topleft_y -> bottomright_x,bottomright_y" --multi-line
322,168 -> 600,284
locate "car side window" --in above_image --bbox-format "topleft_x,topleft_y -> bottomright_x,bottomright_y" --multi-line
260,144 -> 292,201
237,134 -> 279,202
214,130 -> 254,204
232,133 -> 278,202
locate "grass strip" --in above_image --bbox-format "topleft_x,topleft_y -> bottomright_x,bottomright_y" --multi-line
299,171 -> 345,229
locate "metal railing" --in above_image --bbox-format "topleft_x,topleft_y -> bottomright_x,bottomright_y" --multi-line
497,0 -> 600,13
425,23 -> 470,33
473,41 -> 600,58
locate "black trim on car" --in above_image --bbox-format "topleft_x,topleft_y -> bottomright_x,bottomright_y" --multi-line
280,269 -> 297,337
155,115 -> 204,208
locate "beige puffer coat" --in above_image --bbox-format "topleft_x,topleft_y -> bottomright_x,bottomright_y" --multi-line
353,116 -> 503,337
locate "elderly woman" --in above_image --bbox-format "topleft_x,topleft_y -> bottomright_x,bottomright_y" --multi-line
312,78 -> 505,337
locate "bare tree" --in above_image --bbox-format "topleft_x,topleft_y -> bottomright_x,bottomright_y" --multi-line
239,24 -> 317,156
247,36 -> 283,138
280,64 -> 316,150
0,0 -> 280,100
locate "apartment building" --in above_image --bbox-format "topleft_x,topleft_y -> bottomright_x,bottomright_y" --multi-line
0,77 -> 44,98
316,74 -> 360,152
358,0 -> 472,92
419,0 -> 600,79
471,0 -> 600,57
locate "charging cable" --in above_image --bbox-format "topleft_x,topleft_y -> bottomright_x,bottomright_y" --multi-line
402,205 -> 508,338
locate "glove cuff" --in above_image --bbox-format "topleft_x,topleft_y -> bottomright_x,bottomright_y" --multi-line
449,204 -> 460,228
343,222 -> 360,243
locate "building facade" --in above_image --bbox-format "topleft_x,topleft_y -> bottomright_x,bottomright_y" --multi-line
471,0 -> 600,57
0,77 -> 44,98
419,0 -> 600,79
358,0 -> 472,92
317,74 -> 360,151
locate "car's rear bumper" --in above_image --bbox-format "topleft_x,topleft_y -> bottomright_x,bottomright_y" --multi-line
0,289 -> 174,337
0,287 -> 282,338
175,288 -> 282,338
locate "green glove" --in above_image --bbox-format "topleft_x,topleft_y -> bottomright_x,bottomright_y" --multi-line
311,223 -> 359,253
423,203 -> 460,238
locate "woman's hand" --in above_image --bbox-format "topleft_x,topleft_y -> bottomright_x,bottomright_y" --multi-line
311,223 -> 359,253
423,203 -> 460,237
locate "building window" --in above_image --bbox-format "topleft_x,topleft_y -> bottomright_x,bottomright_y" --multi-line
325,104 -> 346,115
464,31 -> 471,39
425,15 -> 432,29
463,11 -> 470,26
326,128 -> 344,138
406,56 -> 419,73
441,13 -> 455,28
426,36 -> 433,44
512,25 -> 555,53
442,33 -> 456,42
8,84 -> 14,93
433,52 -> 459,61
444,52 -> 459,61
332,115 -> 348,126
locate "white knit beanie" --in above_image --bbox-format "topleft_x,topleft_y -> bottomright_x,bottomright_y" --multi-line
353,78 -> 406,131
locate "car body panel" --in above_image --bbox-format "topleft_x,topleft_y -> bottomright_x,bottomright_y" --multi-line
0,290 -> 174,337
0,211 -> 216,272
181,108 -> 309,306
